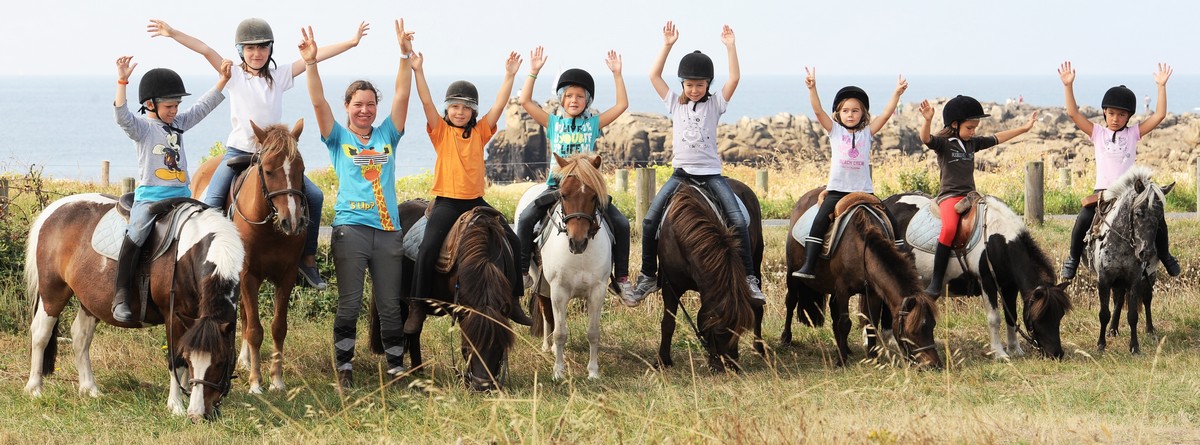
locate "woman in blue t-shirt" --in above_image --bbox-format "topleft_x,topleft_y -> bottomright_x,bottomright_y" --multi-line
515,46 -> 631,298
302,21 -> 413,387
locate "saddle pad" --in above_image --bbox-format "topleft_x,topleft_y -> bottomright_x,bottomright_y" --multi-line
791,204 -> 892,259
91,208 -> 128,260
90,204 -> 206,262
656,184 -> 751,240
402,215 -> 428,261
905,203 -> 985,254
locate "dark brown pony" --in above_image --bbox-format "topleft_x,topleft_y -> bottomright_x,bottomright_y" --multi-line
656,178 -> 763,372
190,120 -> 307,393
783,187 -> 941,368
24,194 -> 243,422
372,199 -> 516,391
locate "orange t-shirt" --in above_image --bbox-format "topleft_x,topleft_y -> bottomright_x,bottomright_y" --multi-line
427,119 -> 496,199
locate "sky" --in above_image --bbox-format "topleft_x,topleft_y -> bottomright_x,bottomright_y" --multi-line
2,0 -> 1194,78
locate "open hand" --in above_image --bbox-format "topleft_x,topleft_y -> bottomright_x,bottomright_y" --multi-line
1154,63 -> 1173,86
606,50 -> 622,73
116,56 -> 138,81
1023,110 -> 1039,130
919,100 -> 934,121
298,26 -> 317,64
663,21 -> 679,46
720,25 -> 735,47
504,51 -> 523,76
146,19 -> 175,38
351,21 -> 370,46
529,46 -> 547,74
1058,61 -> 1075,86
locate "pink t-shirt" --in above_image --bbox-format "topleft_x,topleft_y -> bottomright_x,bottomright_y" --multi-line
1091,125 -> 1140,190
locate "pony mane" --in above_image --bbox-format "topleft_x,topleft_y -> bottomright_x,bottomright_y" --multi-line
1013,231 -> 1056,283
852,211 -> 924,297
455,213 -> 516,353
555,154 -> 608,205
1029,286 -> 1073,322
255,124 -> 300,162
182,208 -> 245,282
179,317 -> 232,362
904,293 -> 939,334
1102,165 -> 1156,203
668,187 -> 754,337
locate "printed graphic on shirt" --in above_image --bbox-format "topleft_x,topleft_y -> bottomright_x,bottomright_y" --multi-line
343,142 -> 395,230
152,131 -> 187,183
839,133 -> 865,168
551,117 -> 597,156
945,138 -> 972,164
1100,132 -> 1134,165
681,112 -> 706,151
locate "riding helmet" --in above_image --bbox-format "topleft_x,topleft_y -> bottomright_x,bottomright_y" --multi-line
445,80 -> 479,109
832,86 -> 869,113
556,68 -> 595,98
677,50 -> 714,80
1101,85 -> 1137,114
942,95 -> 989,127
235,18 -> 274,45
138,68 -> 191,105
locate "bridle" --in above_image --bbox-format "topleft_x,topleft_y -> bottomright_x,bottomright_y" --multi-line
231,151 -> 309,230
553,176 -> 602,239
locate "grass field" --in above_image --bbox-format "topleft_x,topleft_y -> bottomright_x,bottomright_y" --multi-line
1,163 -> 1199,443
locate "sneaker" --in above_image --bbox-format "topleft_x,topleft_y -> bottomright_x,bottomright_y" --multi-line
522,272 -> 534,290
745,275 -> 767,307
1162,255 -> 1182,277
299,265 -> 328,291
623,274 -> 659,307
1060,257 -> 1079,280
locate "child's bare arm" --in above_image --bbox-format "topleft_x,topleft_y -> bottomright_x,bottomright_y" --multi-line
114,56 -> 137,107
598,50 -> 629,128
290,22 -> 370,77
918,100 -> 934,144
1058,61 -> 1094,135
720,25 -> 739,101
995,111 -> 1039,144
869,75 -> 907,134
649,21 -> 678,101
481,52 -> 522,129
411,52 -> 443,132
1138,63 -> 1171,136
148,19 -> 223,71
805,67 -> 832,132
517,46 -> 550,127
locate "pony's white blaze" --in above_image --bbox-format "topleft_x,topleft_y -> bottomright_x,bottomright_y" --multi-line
178,208 -> 244,281
283,161 -> 300,224
187,351 -> 212,418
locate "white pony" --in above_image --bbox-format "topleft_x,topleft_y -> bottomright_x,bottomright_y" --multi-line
515,154 -> 612,379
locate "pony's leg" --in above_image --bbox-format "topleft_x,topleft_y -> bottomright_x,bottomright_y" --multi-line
1127,288 -> 1142,354
268,280 -> 295,392
238,276 -> 266,394
859,292 -> 882,358
1108,288 -> 1126,338
781,276 -> 798,346
1143,287 -> 1156,335
829,294 -> 852,367
539,295 -> 553,352
752,304 -> 766,357
1001,286 -> 1024,357
586,287 -> 605,379
1097,284 -> 1111,352
549,286 -> 570,380
657,288 -> 680,369
167,364 -> 186,416
71,309 -> 101,397
25,298 -> 59,397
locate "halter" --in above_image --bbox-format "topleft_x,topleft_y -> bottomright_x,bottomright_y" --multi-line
231,151 -> 310,230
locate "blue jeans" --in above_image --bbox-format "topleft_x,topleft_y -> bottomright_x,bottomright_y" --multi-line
639,169 -> 752,277
205,147 -> 324,256
126,200 -> 157,246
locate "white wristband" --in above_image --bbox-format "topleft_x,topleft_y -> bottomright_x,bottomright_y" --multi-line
399,52 -> 411,60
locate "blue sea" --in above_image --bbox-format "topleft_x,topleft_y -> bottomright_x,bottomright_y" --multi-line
4,74 -> 1199,181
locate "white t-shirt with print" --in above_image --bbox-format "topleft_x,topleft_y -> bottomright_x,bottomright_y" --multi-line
225,64 -> 294,151
827,124 -> 874,193
665,91 -> 727,175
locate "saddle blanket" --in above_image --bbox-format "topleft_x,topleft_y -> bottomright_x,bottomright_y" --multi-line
904,203 -> 985,254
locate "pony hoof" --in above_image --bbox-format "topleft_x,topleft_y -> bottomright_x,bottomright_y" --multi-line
1107,329 -> 1119,338
269,381 -> 286,392
79,385 -> 102,398
654,361 -> 673,370
24,384 -> 42,397
587,373 -> 600,380
1130,346 -> 1140,354
1097,343 -> 1107,353
247,384 -> 263,395
780,333 -> 792,346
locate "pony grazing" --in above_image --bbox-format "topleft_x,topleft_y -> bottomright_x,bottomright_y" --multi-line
190,119 -> 307,393
1084,166 -> 1173,353
655,178 -> 763,372
885,192 -> 1073,360
24,194 -> 243,422
784,187 -> 942,368
515,153 -> 611,380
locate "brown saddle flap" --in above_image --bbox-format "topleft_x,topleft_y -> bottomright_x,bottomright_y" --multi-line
930,192 -> 982,250
833,192 -> 884,217
1081,192 -> 1100,209
436,206 -> 506,273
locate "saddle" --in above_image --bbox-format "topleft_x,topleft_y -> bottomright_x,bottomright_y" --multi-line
929,191 -> 982,250
91,194 -> 209,262
792,193 -> 894,259
656,178 -> 751,240
436,206 -> 510,274
904,192 -> 987,253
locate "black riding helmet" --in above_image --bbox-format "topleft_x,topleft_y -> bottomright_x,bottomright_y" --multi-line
138,68 -> 190,113
445,80 -> 479,108
942,95 -> 989,128
678,50 -> 714,80
832,86 -> 869,113
557,68 -> 595,98
1101,85 -> 1137,114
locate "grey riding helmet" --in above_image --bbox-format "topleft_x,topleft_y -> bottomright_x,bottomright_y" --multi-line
235,18 -> 274,60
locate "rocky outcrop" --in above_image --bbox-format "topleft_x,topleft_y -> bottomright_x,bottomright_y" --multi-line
486,98 -> 1200,182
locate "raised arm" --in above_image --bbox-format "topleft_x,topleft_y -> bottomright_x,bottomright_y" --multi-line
1058,61 -> 1094,135
649,21 -> 678,100
918,100 -> 934,144
517,46 -> 550,127
720,25 -> 739,101
480,52 -> 522,129
411,52 -> 443,131
598,50 -> 629,128
391,19 -> 414,133
300,27 -> 335,139
148,19 -> 222,71
869,75 -> 907,134
114,56 -> 137,107
1138,63 -> 1171,136
805,67 -> 832,132
290,21 -> 370,77
995,111 -> 1039,144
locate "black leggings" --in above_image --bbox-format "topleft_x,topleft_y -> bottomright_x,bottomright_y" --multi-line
806,190 -> 901,243
411,197 -> 523,300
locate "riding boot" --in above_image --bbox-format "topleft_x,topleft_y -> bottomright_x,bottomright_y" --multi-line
112,235 -> 141,323
508,295 -> 534,327
924,243 -> 952,297
1060,256 -> 1080,280
792,240 -> 822,279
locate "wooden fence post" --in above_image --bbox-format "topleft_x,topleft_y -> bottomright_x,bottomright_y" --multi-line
101,160 -> 110,187
756,169 -> 769,196
616,169 -> 629,193
1196,159 -> 1199,220
635,167 -> 656,233
121,177 -> 136,196
1058,167 -> 1070,189
1025,161 -> 1044,226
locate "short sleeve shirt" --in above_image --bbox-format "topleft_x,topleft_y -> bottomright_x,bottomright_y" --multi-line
545,114 -> 603,187
827,124 -> 875,193
428,120 -> 496,199
665,91 -> 727,175
322,118 -> 404,231
926,135 -> 999,200
1091,125 -> 1141,190
226,64 -> 294,151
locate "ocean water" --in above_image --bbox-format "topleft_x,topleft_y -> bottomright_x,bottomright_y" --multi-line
4,74 -> 1199,181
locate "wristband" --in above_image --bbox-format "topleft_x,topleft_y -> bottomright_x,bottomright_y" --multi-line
306,61 -> 316,66
117,80 -> 129,85
399,52 -> 411,60
528,73 -> 537,79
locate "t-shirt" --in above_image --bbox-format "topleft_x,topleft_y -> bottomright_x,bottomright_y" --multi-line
545,114 -> 603,187
322,118 -> 404,231
926,135 -> 999,200
827,124 -> 874,193
1091,125 -> 1141,190
114,86 -> 225,202
225,64 -> 294,151
428,119 -> 496,199
665,91 -> 727,175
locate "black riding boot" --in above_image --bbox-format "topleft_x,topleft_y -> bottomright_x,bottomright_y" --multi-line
792,241 -> 822,279
509,295 -> 534,327
924,243 -> 952,297
111,235 -> 141,323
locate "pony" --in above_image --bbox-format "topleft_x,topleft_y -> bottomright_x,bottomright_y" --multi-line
656,178 -> 763,372
515,153 -> 611,380
375,199 -> 516,391
885,192 -> 1073,360
190,120 -> 307,393
783,187 -> 942,368
24,193 -> 243,422
1084,166 -> 1173,353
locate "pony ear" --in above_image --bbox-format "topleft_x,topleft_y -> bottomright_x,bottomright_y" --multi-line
250,120 -> 267,144
1054,281 -> 1070,291
219,322 -> 234,335
291,118 -> 304,140
554,153 -> 568,168
1134,179 -> 1146,194
590,154 -> 602,169
1161,181 -> 1175,196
